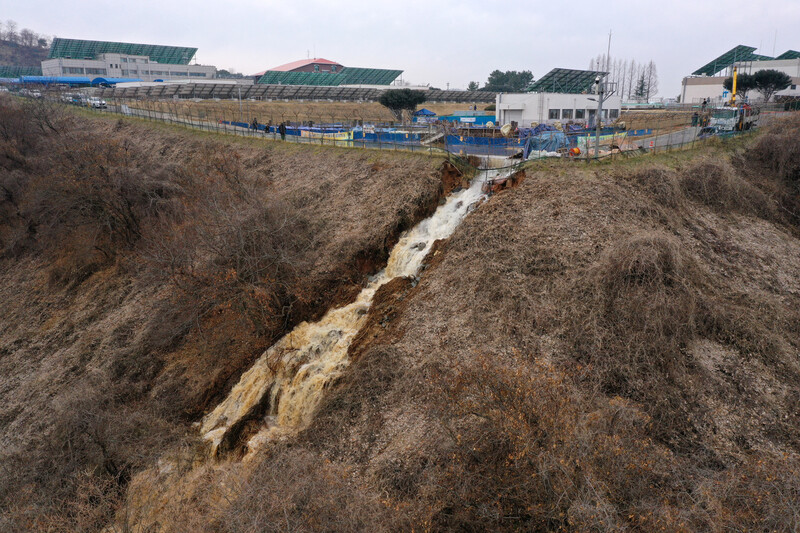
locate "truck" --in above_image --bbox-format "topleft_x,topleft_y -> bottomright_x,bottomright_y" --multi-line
698,104 -> 758,138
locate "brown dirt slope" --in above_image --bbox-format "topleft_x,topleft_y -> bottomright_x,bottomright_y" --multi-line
213,116 -> 800,532
0,96 -> 453,530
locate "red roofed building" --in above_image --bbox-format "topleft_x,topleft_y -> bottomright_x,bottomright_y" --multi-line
252,58 -> 344,77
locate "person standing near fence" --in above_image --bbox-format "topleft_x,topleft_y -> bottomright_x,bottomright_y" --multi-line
279,122 -> 287,141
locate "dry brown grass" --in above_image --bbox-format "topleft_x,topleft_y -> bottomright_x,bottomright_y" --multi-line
0,96 -> 451,528
270,114 -> 800,530
118,99 -> 482,125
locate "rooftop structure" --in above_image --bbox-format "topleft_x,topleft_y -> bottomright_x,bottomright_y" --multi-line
42,38 -> 215,83
529,68 -> 607,94
49,38 -> 197,65
682,44 -> 800,104
776,50 -> 800,60
262,57 -> 343,73
690,45 -> 799,76
256,66 -> 402,86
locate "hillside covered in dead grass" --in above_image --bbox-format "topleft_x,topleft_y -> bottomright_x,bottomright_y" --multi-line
0,96 -> 450,530
2,94 -> 800,532
191,116 -> 799,532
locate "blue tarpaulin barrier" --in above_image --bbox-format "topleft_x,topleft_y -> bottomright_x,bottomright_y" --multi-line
523,132 -> 568,158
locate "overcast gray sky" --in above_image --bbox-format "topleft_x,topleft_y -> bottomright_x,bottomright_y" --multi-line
5,0 -> 800,97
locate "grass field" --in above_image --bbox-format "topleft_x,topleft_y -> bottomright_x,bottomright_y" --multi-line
112,99 -> 494,125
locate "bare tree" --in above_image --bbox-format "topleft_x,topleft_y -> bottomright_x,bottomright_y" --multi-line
5,19 -> 18,43
645,60 -> 659,101
19,28 -> 35,47
626,60 -> 638,100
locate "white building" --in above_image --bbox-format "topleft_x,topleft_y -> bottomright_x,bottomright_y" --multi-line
496,92 -> 622,127
42,53 -> 216,82
495,68 -> 621,127
42,38 -> 216,82
681,45 -> 800,103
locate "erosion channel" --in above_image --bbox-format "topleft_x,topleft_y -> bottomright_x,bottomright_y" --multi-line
201,168 -> 506,456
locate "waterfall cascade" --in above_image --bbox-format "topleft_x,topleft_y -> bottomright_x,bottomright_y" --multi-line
201,170 -> 502,455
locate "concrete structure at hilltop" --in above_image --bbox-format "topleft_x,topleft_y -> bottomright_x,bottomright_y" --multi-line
495,68 -> 622,127
681,45 -> 800,104
40,38 -> 216,82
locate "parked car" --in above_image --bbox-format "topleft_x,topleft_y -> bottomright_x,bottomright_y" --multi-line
87,96 -> 107,109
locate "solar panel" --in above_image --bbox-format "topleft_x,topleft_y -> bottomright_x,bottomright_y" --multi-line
529,69 -> 607,94
257,67 -> 402,86
49,38 -> 197,65
0,65 -> 42,77
776,50 -> 800,60
691,45 -> 774,76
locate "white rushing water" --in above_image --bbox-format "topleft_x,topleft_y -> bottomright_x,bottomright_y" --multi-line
201,170 -> 498,455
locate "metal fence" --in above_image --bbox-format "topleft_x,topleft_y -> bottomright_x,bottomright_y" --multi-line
11,88 -> 800,168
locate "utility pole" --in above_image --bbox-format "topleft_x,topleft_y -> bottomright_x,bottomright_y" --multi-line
595,77 -> 604,159
592,74 -> 616,159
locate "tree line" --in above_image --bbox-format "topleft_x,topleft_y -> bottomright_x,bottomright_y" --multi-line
0,20 -> 50,48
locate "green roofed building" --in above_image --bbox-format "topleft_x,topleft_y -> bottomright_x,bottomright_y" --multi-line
682,44 -> 800,104
42,38 -> 215,82
49,38 -> 196,65
528,68 -> 607,94
254,57 -> 402,86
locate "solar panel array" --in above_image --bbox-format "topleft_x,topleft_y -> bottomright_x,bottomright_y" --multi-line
0,65 -> 42,77
257,67 -> 402,86
691,45 -> 773,76
48,38 -> 197,65
776,50 -> 800,60
529,69 -> 607,94
96,83 -> 496,103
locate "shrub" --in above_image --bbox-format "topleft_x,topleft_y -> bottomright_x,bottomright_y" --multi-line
629,165 -> 682,208
680,159 -> 772,217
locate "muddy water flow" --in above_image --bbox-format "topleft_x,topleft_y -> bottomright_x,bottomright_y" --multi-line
201,169 -> 504,455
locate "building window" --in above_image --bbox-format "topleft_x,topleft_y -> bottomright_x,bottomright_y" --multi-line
171,71 -> 188,76
314,65 -> 320,72
548,109 -> 560,120
121,57 -> 127,63
331,65 -> 337,73
609,109 -> 619,119
792,84 -> 797,90
562,109 -> 573,119
575,109 -> 585,119
189,72 -> 206,77
64,67 -> 85,74
85,68 -> 107,75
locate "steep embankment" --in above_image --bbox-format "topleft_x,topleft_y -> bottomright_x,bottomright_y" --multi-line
0,97 -> 458,530
123,117 -> 800,532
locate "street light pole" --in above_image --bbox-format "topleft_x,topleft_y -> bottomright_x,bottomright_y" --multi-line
594,78 -> 604,159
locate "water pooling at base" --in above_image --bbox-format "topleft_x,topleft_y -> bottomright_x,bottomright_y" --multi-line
201,170 -> 500,454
